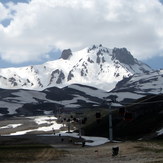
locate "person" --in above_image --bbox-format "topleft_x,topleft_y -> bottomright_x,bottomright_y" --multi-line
112,146 -> 119,156
52,128 -> 55,135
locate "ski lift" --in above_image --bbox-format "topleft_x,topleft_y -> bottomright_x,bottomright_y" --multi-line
73,117 -> 77,122
119,107 -> 125,116
83,117 -> 87,122
82,117 -> 87,124
67,118 -> 71,122
96,112 -> 101,119
124,112 -> 133,121
96,119 -> 101,124
82,119 -> 86,124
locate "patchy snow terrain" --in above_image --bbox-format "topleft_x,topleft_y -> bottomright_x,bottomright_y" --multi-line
0,116 -> 62,136
113,70 -> 163,94
0,116 -> 109,146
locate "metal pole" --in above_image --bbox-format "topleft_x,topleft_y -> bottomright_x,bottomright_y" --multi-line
68,122 -> 70,133
109,102 -> 113,142
79,119 -> 82,138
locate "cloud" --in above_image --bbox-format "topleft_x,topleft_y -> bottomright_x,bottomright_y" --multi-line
0,0 -> 163,64
0,3 -> 10,21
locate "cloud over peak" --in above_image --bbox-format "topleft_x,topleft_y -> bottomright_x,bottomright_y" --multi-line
0,0 -> 163,64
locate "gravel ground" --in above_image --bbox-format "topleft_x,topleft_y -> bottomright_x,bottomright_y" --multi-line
14,139 -> 161,163
0,136 -> 163,163
49,141 -> 163,163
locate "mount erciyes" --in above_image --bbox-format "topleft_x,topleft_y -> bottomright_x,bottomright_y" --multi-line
0,44 -> 159,116
0,45 -> 152,91
0,45 -> 162,139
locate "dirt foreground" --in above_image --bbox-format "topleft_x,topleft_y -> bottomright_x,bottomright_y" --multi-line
0,135 -> 163,163
0,116 -> 162,163
50,141 -> 163,163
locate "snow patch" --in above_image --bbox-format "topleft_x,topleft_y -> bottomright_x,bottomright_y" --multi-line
0,124 -> 22,129
7,116 -> 62,136
43,132 -> 110,146
157,128 -> 163,136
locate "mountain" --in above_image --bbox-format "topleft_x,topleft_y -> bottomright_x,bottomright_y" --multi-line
0,82 -> 162,139
1,68 -> 163,117
100,69 -> 163,105
0,45 -> 162,139
112,69 -> 163,94
0,70 -> 163,139
0,84 -> 108,117
0,45 -> 152,91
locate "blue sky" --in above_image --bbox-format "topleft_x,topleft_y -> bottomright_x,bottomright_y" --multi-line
0,0 -> 163,69
0,0 -> 30,4
144,56 -> 163,69
0,48 -> 61,68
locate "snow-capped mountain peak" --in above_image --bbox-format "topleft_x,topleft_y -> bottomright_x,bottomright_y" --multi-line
0,45 -> 152,91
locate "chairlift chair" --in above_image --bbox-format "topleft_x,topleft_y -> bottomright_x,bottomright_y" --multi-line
84,117 -> 87,122
119,107 -> 125,116
95,112 -> 101,119
82,119 -> 86,124
124,112 -> 133,121
67,118 -> 71,122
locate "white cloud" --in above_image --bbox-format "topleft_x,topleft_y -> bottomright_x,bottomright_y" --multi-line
0,3 -> 9,21
0,0 -> 163,64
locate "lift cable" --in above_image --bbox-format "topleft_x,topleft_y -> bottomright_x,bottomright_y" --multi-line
119,94 -> 163,108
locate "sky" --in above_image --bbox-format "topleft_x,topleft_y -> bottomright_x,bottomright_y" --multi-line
0,0 -> 163,69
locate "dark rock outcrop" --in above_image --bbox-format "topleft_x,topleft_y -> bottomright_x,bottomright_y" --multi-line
67,70 -> 74,81
112,48 -> 135,65
56,71 -> 65,84
49,69 -> 65,85
60,49 -> 72,60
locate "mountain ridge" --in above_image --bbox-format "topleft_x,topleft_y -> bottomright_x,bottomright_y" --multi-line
0,44 -> 152,91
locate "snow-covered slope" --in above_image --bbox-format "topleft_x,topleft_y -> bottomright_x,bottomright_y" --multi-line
1,71 -> 163,117
0,45 -> 152,91
0,84 -> 108,116
113,70 -> 163,94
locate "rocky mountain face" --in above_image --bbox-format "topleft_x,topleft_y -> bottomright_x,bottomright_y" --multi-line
0,45 -> 152,91
60,49 -> 72,59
